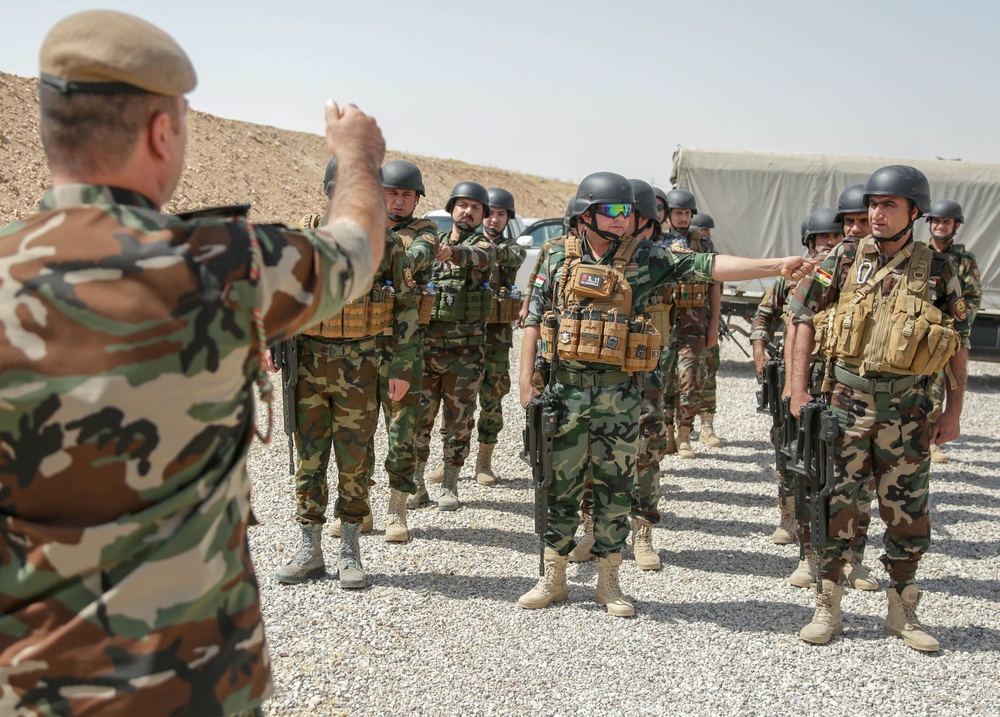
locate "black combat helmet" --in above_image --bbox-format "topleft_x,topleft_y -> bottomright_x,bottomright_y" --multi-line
863,165 -> 932,216
653,186 -> 669,209
834,184 -> 867,222
802,207 -> 843,246
445,181 -> 490,213
570,172 -> 635,218
665,188 -> 698,214
800,213 -> 813,245
563,194 -> 577,231
628,179 -> 659,221
381,159 -> 425,196
487,187 -> 516,219
323,157 -> 338,197
925,199 -> 964,224
690,212 -> 715,229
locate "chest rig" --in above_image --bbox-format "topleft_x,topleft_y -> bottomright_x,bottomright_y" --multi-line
815,238 -> 959,377
429,233 -> 492,324
539,235 -> 660,372
396,218 -> 439,326
669,229 -> 710,309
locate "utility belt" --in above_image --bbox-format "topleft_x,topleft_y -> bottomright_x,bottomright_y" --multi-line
424,334 -> 486,349
302,285 -> 394,340
674,282 -> 709,309
298,335 -> 378,357
644,301 -> 673,347
430,284 -> 492,322
832,362 -> 924,394
554,369 -> 630,388
539,308 -> 661,373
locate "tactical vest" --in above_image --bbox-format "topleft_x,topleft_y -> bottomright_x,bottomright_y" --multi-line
487,238 -> 522,324
814,239 -> 960,377
429,233 -> 492,323
298,215 -> 395,340
539,235 -> 660,372
669,229 -> 711,309
395,217 -> 439,326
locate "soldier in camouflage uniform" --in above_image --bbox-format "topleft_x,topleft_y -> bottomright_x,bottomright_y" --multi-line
276,158 -> 418,587
518,196 -> 576,327
0,11 -> 386,715
924,199 -> 981,464
653,187 -> 679,455
472,188 -> 526,485
690,212 -> 724,448
789,166 -> 971,651
410,182 -> 497,511
518,172 -> 814,617
663,189 -> 721,459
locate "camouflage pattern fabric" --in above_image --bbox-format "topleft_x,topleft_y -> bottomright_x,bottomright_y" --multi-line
0,184 -> 373,715
926,368 -> 947,425
701,342 -> 720,414
414,345 -> 486,466
476,324 -> 513,444
293,337 -> 378,524
369,333 -> 422,494
296,230 -> 417,520
527,234 -> 715,555
749,276 -> 793,344
661,336 -> 678,429
634,349 -> 672,524
393,216 -> 438,285
790,236 -> 971,587
524,234 -> 567,302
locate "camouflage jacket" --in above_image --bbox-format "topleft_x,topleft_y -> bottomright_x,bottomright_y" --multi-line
485,233 -> 527,342
790,236 -> 972,372
527,235 -> 715,374
425,228 -> 497,343
936,241 -> 982,325
750,276 -> 794,344
0,184 -> 373,716
665,229 -> 717,338
526,233 -> 568,301
393,216 -> 439,286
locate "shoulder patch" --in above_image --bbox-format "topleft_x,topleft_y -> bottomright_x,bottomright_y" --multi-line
477,241 -> 492,250
928,277 -> 939,291
403,267 -> 416,289
626,262 -> 639,271
814,268 -> 833,287
533,275 -> 545,288
955,298 -> 968,321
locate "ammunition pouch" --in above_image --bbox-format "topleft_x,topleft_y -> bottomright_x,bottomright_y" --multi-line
417,288 -> 434,326
675,282 -> 709,308
645,301 -> 673,346
302,286 -> 394,339
430,284 -> 492,322
489,295 -> 521,324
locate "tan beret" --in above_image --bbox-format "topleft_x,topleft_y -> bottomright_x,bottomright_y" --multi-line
40,10 -> 196,96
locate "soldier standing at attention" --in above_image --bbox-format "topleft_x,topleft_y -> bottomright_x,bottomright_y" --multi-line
518,172 -> 814,617
789,166 -> 970,651
663,189 -> 720,459
275,158 -> 416,588
690,212 -> 724,447
473,188 -> 526,484
410,182 -> 497,510
924,199 -> 981,464
0,10 -> 385,715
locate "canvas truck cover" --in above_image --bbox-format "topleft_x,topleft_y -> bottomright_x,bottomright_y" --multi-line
672,147 -> 1000,312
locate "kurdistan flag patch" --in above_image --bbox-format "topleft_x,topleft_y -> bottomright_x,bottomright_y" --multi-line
815,268 -> 833,287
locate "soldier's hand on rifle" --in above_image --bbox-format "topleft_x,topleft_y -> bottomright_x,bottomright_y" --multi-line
388,378 -> 410,401
264,348 -> 277,373
520,375 -> 540,409
752,340 -> 766,374
780,256 -> 817,283
789,388 -> 811,419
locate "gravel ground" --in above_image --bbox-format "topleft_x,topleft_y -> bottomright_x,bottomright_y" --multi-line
247,328 -> 1000,717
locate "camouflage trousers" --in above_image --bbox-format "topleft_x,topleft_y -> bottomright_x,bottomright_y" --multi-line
700,342 -> 720,414
777,468 -> 873,555
293,336 -> 378,525
661,340 -> 678,428
365,334 -> 423,495
635,350 -> 674,524
475,326 -> 513,444
415,342 -> 485,466
926,368 -> 946,425
818,379 -> 931,587
546,375 -> 640,557
674,330 -> 708,429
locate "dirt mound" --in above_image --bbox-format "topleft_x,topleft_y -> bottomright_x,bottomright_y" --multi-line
0,71 -> 575,225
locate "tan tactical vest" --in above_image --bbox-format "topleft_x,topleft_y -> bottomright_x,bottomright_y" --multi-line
670,229 -> 710,309
539,235 -> 660,372
815,239 -> 960,376
394,218 -> 439,326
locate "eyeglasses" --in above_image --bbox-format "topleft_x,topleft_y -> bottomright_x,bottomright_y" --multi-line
595,203 -> 633,218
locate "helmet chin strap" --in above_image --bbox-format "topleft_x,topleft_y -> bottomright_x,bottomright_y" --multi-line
388,213 -> 411,223
456,221 -> 474,231
483,227 -> 501,238
581,214 -> 621,243
874,219 -> 914,244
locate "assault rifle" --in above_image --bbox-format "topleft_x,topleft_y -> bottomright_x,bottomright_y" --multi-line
785,398 -> 838,593
270,338 -> 298,476
718,319 -> 750,358
755,341 -> 786,475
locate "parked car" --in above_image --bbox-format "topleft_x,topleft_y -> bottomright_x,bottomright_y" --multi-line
514,217 -> 565,291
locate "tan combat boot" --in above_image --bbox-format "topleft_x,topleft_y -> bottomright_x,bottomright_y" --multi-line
328,497 -> 374,537
384,488 -> 409,543
698,412 -> 722,447
475,443 -> 497,485
771,495 -> 796,545
676,426 -> 696,459
338,521 -> 366,590
842,557 -> 879,590
799,580 -> 845,644
631,517 -> 662,571
568,511 -> 595,562
788,548 -> 818,588
596,553 -> 634,617
930,444 -> 948,464
665,425 -> 677,455
406,462 -> 434,509
426,463 -> 445,484
517,548 -> 569,609
437,464 -> 459,511
275,523 -> 325,584
884,585 -> 940,652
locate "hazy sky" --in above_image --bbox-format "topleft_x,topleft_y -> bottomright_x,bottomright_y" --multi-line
4,0 -> 998,186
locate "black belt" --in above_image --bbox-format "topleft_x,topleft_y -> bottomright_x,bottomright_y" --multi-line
555,369 -> 630,388
833,363 -> 923,394
299,336 -> 377,356
424,335 -> 485,349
